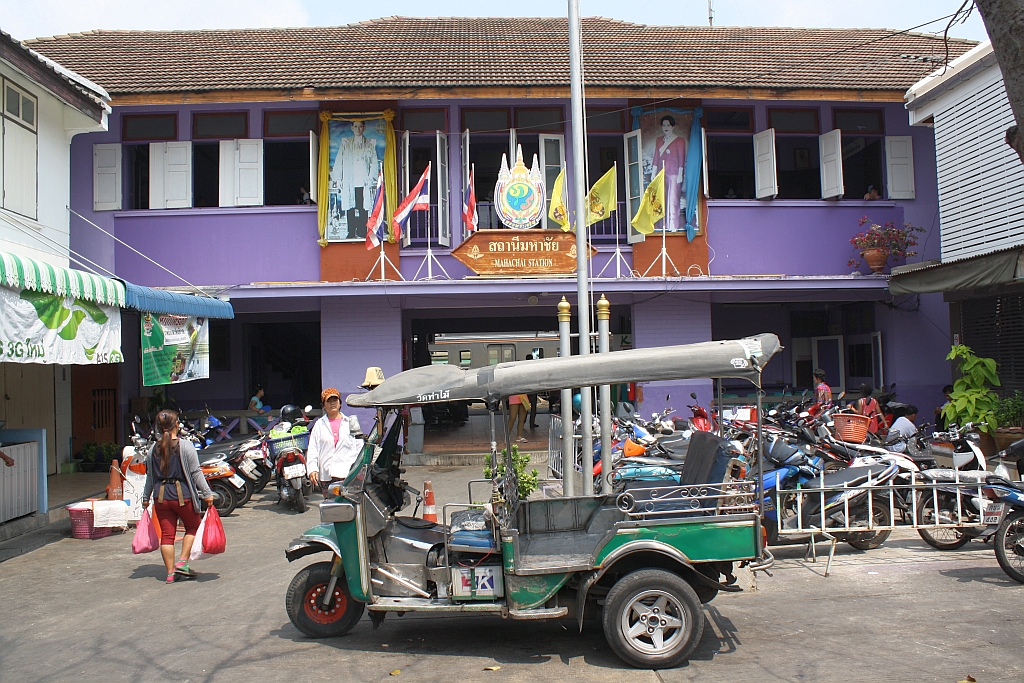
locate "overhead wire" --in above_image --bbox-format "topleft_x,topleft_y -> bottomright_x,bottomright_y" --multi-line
0,209 -> 120,280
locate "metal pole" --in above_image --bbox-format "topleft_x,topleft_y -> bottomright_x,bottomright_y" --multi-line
568,0 -> 594,495
756,389 -> 764,555
597,295 -> 612,495
558,297 -> 575,497
716,378 -> 723,437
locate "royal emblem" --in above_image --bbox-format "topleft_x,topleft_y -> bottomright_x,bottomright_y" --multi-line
494,145 -> 545,229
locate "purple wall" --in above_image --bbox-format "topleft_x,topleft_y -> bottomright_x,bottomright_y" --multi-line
111,207 -> 319,287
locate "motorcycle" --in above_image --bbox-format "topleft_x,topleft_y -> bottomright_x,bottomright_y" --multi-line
267,407 -> 313,513
981,476 -> 1024,583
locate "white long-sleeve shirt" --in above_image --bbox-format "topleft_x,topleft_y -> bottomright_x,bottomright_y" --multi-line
305,414 -> 365,482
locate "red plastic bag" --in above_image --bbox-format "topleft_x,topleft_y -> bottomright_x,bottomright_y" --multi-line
132,508 -> 159,554
200,507 -> 226,555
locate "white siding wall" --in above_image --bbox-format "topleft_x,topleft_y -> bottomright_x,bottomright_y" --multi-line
933,69 -> 1024,261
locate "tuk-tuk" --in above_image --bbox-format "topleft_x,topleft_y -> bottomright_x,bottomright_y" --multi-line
284,334 -> 779,669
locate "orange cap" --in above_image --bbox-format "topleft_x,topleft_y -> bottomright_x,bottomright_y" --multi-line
321,387 -> 341,404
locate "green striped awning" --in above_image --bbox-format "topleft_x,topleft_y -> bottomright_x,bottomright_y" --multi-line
0,251 -> 125,307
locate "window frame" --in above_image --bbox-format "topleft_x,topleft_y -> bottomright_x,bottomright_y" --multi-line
766,107 -> 820,135
262,109 -> 319,138
401,107 -> 448,134
833,108 -> 885,136
3,79 -> 38,131
460,107 -> 511,133
191,111 -> 249,140
585,107 -> 626,133
122,112 -> 178,142
704,106 -> 755,134
514,107 -> 565,134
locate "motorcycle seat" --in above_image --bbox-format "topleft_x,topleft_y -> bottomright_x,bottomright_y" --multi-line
820,465 -> 891,488
919,469 -> 989,483
395,516 -> 440,529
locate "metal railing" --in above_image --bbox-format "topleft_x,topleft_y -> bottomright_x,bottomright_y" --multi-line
616,481 -> 758,519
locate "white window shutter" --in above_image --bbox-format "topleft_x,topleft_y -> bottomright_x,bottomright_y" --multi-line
148,142 -> 165,209
401,130 -> 411,248
624,129 -> 645,244
819,129 -> 844,199
753,128 -> 778,199
163,141 -> 192,209
885,136 -> 915,199
218,139 -> 235,207
93,143 -> 122,211
701,126 -> 709,199
436,130 -> 450,248
2,121 -> 37,218
538,134 -> 565,230
235,139 -> 263,206
309,130 -> 319,203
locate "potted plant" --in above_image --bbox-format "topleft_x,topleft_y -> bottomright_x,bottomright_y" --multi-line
942,344 -> 1000,455
848,216 -> 925,273
78,441 -> 98,471
994,390 -> 1024,451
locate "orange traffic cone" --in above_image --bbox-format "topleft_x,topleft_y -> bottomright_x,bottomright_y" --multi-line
106,458 -> 123,501
422,481 -> 437,522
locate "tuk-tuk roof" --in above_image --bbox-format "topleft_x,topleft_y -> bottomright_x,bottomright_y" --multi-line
347,334 -> 780,408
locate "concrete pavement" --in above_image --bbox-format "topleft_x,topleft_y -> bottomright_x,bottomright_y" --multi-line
0,464 -> 1021,682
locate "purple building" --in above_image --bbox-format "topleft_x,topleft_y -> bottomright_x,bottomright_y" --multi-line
28,18 -> 976,428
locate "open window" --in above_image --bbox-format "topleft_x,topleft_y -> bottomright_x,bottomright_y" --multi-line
149,141 -> 192,209
885,136 -> 915,199
215,139 -> 264,207
819,128 -> 844,200
436,130 -> 450,248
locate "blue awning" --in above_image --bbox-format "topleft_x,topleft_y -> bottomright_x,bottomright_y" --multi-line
123,283 -> 234,319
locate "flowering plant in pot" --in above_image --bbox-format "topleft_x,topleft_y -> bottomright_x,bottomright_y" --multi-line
847,216 -> 925,273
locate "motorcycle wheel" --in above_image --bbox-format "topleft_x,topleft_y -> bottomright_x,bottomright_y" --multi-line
602,568 -> 703,669
994,509 -> 1024,584
916,492 -> 971,550
294,478 -> 307,513
286,561 -> 365,638
253,462 -> 272,493
209,480 -> 237,517
235,478 -> 254,507
846,494 -> 892,550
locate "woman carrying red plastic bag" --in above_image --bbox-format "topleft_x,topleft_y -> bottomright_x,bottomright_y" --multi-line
142,410 -> 215,583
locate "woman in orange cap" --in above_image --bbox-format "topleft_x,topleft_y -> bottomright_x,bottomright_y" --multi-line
305,388 -> 365,495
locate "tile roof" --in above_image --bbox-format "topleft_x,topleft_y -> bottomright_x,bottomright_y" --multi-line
24,17 -> 977,96
1,28 -> 109,117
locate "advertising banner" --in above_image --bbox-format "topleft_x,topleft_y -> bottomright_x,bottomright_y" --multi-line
0,285 -> 122,364
141,312 -> 209,386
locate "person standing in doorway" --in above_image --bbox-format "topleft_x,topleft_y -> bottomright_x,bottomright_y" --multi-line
813,369 -> 832,407
306,388 -> 365,495
142,410 -> 214,584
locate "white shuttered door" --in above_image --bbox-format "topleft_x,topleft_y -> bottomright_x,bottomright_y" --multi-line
93,143 -> 122,211
819,129 -> 843,199
753,128 -> 778,199
218,139 -> 235,207
885,136 -> 916,200
624,129 -> 645,243
235,139 -> 263,206
163,141 -> 192,208
148,142 -> 165,208
436,130 -> 450,248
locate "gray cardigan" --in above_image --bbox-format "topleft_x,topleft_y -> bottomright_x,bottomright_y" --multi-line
143,439 -> 214,513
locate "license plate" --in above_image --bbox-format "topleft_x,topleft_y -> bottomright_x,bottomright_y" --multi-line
240,459 -> 257,474
284,464 -> 306,480
983,502 -> 1006,526
228,474 -> 247,488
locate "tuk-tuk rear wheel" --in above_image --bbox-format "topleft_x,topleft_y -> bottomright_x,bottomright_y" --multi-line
602,569 -> 703,669
286,561 -> 365,638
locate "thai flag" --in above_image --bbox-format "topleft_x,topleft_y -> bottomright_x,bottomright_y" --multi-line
365,169 -> 386,250
392,163 -> 431,241
462,166 -> 478,233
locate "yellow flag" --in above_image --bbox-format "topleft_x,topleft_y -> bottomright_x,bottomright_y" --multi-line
548,166 -> 571,231
584,165 -> 618,227
631,169 -> 665,235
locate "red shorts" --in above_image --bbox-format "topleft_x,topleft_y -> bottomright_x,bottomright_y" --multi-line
153,498 -> 203,545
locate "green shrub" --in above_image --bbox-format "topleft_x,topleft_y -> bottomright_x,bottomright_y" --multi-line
942,345 -> 1000,434
483,444 -> 540,500
79,441 -> 98,462
996,391 -> 1024,429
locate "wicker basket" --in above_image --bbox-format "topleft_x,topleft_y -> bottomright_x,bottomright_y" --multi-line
68,506 -> 112,540
833,412 -> 871,443
268,431 -> 309,458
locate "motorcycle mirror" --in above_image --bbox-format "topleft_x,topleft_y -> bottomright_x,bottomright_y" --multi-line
134,415 -> 141,424
799,411 -> 810,418
690,392 -> 697,400
768,409 -> 778,416
304,404 -> 313,413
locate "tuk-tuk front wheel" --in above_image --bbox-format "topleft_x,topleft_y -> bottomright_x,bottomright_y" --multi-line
602,569 -> 704,669
286,561 -> 365,638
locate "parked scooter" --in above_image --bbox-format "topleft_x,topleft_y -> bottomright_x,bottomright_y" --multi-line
268,404 -> 313,513
981,476 -> 1024,583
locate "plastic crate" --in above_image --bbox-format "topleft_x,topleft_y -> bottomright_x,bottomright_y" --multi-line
268,432 -> 309,458
68,505 -> 112,540
833,413 -> 871,444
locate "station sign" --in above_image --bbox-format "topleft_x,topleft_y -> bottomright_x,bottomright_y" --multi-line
452,230 -> 597,276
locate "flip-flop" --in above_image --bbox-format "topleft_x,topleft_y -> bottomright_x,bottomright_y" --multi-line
174,561 -> 197,577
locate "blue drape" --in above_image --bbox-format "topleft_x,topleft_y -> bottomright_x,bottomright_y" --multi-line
630,106 -> 704,241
